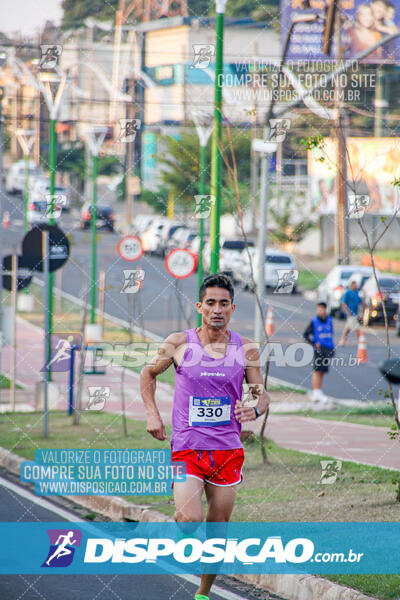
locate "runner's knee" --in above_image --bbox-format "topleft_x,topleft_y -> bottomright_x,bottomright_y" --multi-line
174,508 -> 203,522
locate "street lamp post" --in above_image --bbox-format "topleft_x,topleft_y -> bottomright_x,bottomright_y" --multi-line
209,0 -> 227,274
85,127 -> 108,325
192,111 -> 213,323
37,71 -> 67,378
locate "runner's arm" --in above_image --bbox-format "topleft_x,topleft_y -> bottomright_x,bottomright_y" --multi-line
234,338 -> 270,423
140,332 -> 184,440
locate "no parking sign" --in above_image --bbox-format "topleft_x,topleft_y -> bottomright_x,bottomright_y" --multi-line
117,235 -> 143,262
165,248 -> 197,279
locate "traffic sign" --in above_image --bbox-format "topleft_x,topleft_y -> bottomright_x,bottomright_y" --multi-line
117,235 -> 143,262
165,248 -> 197,279
22,224 -> 70,273
2,255 -> 32,292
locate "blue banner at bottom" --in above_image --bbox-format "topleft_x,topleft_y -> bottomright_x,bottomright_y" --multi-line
1,522 -> 399,574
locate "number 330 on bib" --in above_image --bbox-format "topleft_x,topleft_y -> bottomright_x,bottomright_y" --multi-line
189,396 -> 231,427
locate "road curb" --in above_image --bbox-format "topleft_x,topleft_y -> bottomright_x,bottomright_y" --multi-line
0,446 -> 377,600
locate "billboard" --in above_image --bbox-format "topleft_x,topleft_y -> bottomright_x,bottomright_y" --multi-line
308,137 -> 400,214
281,0 -> 400,63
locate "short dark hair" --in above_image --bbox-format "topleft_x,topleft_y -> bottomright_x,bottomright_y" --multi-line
317,301 -> 327,308
199,274 -> 234,303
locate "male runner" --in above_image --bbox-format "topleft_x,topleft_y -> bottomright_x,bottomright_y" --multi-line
140,274 -> 270,600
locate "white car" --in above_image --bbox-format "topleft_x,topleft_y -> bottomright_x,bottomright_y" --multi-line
140,217 -> 170,254
31,180 -> 71,211
166,227 -> 197,254
317,265 -> 378,317
28,199 -> 63,224
132,214 -> 154,234
203,239 -> 255,281
236,247 -> 297,292
6,160 -> 44,194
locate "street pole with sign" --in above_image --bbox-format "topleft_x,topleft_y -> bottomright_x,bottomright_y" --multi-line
165,249 -> 197,330
209,0 -> 227,274
85,127 -> 108,324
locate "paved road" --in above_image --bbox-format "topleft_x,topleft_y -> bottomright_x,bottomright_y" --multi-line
2,191 -> 400,401
0,472 -> 277,600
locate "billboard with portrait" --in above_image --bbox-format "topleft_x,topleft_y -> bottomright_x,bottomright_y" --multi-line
308,137 -> 400,214
281,0 -> 400,63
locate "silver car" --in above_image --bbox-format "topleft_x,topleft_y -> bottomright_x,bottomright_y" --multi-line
237,247 -> 297,292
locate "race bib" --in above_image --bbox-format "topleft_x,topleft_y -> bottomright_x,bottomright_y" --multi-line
189,396 -> 231,427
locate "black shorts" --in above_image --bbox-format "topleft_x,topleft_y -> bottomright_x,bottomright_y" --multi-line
313,346 -> 335,373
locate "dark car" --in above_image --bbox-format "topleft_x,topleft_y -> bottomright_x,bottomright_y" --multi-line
80,203 -> 115,231
360,274 -> 400,326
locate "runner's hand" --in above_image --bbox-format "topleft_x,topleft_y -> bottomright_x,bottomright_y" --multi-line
234,400 -> 258,423
146,416 -> 167,440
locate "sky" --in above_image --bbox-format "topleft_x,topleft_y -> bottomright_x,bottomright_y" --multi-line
0,0 -> 63,36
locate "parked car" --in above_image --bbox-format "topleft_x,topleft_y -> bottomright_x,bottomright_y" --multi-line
132,214 -> 154,235
31,180 -> 71,211
360,274 -> 400,326
317,265 -> 377,317
156,221 -> 187,256
203,239 -> 255,281
166,227 -> 197,254
6,160 -> 44,195
237,247 -> 296,292
28,198 -> 64,225
80,203 -> 115,231
140,217 -> 170,254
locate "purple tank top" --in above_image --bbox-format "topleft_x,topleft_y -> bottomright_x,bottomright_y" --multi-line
171,328 -> 246,451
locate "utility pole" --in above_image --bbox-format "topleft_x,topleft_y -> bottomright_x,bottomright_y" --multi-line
334,0 -> 350,265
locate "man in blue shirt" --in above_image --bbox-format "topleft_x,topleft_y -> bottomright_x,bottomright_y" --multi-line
338,279 -> 364,346
304,302 -> 335,402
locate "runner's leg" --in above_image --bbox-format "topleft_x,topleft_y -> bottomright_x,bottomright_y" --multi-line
173,477 -> 205,522
194,483 -> 237,597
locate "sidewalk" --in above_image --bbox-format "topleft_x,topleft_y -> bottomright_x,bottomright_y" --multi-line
2,317 -> 399,471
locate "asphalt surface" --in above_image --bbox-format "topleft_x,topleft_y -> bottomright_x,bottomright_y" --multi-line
2,191 -> 400,401
0,472 -> 281,600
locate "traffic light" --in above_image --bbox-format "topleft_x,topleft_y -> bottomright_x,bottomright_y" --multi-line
322,0 -> 338,56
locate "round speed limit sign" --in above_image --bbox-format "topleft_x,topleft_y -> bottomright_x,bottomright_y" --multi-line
117,235 -> 144,262
165,248 -> 197,279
